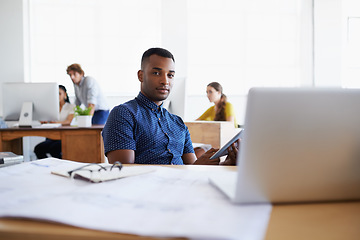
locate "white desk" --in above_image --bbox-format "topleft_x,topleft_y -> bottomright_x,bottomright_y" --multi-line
1,201 -> 359,239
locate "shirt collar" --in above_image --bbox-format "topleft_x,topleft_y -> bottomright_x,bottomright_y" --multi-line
136,92 -> 165,113
77,76 -> 85,86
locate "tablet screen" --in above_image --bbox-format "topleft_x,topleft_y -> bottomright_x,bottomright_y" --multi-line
209,129 -> 243,160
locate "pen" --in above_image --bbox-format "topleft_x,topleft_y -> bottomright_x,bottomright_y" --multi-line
30,162 -> 49,167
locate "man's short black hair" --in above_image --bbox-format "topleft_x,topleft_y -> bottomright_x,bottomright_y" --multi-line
141,48 -> 175,69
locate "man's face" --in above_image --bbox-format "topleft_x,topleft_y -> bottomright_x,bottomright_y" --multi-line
68,70 -> 83,85
138,54 -> 175,106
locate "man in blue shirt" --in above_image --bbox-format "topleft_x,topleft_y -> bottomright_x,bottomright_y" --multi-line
102,48 -> 238,165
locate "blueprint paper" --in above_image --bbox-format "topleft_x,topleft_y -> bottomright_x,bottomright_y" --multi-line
0,158 -> 272,240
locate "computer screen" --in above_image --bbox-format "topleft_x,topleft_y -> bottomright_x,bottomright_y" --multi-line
163,77 -> 187,120
2,82 -> 59,125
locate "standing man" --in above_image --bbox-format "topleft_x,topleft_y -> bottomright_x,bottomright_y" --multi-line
102,48 -> 238,165
66,63 -> 110,124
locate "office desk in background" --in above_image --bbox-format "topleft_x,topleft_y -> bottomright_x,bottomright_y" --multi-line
185,121 -> 236,149
0,125 -> 105,163
0,122 -> 234,164
0,121 -> 236,162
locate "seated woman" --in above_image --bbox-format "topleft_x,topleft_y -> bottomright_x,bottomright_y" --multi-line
197,82 -> 237,127
34,85 -> 75,159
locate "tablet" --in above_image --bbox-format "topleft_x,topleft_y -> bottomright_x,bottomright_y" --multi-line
209,129 -> 243,160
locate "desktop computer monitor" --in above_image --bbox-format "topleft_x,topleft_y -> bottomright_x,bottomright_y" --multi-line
2,82 -> 59,126
163,77 -> 187,120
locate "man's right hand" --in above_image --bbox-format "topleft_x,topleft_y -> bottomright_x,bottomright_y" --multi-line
193,148 -> 221,165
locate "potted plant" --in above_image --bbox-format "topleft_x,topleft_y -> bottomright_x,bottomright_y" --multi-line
74,106 -> 92,127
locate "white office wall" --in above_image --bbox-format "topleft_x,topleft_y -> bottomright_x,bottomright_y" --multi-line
161,0 -> 188,79
300,0 -> 315,86
341,0 -> 360,88
0,0 -> 26,117
314,0 -> 360,87
314,0 -> 342,86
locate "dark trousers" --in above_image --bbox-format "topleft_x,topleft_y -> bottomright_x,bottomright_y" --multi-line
34,139 -> 62,159
92,110 -> 110,124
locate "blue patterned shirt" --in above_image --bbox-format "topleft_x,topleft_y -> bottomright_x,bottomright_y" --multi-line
102,92 -> 194,164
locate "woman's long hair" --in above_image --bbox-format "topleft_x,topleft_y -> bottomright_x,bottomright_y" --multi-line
208,82 -> 227,121
59,85 -> 70,103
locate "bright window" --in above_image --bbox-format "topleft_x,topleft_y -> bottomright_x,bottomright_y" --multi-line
29,0 -> 161,96
29,0 -> 305,98
187,0 -> 303,96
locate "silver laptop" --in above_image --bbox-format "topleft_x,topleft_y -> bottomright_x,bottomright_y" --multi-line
210,87 -> 360,204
